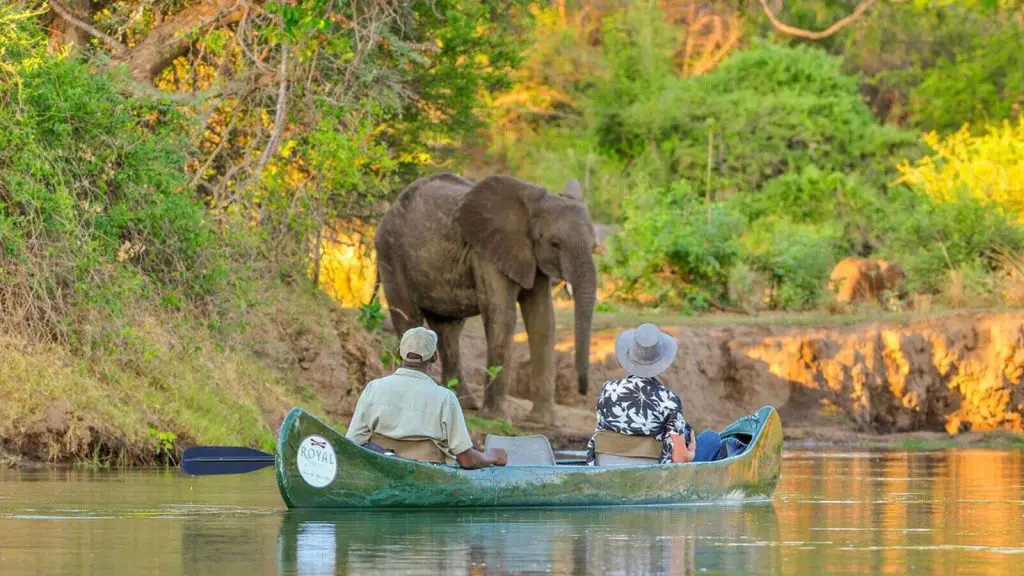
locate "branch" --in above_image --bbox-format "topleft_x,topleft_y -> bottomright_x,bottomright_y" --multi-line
757,0 -> 878,40
124,0 -> 243,83
48,0 -> 127,55
236,43 -> 289,194
255,44 -> 289,175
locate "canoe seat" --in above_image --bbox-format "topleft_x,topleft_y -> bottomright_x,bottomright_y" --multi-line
369,434 -> 446,464
593,430 -> 661,466
484,434 -> 556,466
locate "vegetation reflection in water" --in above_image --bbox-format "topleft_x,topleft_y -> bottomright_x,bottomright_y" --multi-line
1,450 -> 1023,575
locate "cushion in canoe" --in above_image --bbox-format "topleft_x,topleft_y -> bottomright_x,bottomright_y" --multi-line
593,430 -> 661,466
484,434 -> 556,466
369,434 -> 446,464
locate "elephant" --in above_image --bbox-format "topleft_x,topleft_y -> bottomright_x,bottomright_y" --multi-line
828,257 -> 907,306
374,172 -> 597,424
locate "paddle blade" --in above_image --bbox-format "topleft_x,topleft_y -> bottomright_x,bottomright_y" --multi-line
180,446 -> 276,476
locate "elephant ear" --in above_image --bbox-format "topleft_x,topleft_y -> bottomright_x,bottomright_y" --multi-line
561,179 -> 583,201
455,175 -> 543,289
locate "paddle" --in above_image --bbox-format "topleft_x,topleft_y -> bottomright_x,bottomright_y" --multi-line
180,446 -> 276,476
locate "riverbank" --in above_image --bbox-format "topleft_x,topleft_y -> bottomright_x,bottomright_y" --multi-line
469,307 -> 1024,450
3,301 -> 1023,467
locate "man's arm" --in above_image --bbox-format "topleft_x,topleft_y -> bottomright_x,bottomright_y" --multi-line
345,382 -> 374,445
443,393 -> 507,468
456,446 -> 508,469
669,430 -> 696,464
664,388 -> 693,464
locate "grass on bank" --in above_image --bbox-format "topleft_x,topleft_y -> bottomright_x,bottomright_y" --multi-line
0,282 -> 376,467
892,431 -> 1024,451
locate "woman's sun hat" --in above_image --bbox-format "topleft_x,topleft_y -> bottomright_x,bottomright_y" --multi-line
614,323 -> 678,378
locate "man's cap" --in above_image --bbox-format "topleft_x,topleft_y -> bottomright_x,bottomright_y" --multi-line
399,327 -> 438,361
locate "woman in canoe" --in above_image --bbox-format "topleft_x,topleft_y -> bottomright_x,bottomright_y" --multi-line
584,323 -> 726,465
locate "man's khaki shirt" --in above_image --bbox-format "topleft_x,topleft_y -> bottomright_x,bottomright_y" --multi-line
345,368 -> 474,462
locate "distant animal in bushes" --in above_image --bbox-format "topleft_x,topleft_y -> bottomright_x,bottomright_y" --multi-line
828,258 -> 907,307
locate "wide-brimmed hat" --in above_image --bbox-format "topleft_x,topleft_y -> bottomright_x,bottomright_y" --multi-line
615,323 -> 678,378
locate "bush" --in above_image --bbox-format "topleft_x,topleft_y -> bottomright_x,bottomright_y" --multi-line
591,39 -> 921,311
618,42 -> 919,196
602,180 -> 745,309
896,119 -> 1024,217
0,15 -> 232,338
879,186 -> 1024,294
908,25 -> 1024,134
737,217 -> 842,310
732,166 -> 884,255
882,119 -> 1024,294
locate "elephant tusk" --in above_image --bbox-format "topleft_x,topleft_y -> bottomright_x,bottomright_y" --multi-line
566,283 -> 574,297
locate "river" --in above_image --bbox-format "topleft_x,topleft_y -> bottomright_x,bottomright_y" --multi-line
1,449 -> 1022,575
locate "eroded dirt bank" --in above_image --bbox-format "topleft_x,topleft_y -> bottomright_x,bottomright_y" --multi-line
495,311 -> 1024,445
303,310 -> 1024,448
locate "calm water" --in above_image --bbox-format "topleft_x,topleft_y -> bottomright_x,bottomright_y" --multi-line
1,450 -> 1022,575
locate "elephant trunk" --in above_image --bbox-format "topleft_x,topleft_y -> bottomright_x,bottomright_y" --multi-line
568,255 -> 596,396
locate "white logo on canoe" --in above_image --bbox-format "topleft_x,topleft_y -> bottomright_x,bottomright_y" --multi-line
297,435 -> 337,488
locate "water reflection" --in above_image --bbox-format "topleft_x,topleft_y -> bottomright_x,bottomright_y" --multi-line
1,450 -> 1023,575
276,504 -> 781,575
780,450 -> 1024,576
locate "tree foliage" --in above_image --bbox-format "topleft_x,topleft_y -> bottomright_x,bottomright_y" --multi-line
496,2 -> 1024,311
0,8 -> 221,339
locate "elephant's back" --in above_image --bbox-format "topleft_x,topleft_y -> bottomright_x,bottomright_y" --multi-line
378,173 -> 469,243
377,173 -> 480,316
395,172 -> 472,211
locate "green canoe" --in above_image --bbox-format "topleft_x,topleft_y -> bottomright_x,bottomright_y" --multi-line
274,405 -> 783,509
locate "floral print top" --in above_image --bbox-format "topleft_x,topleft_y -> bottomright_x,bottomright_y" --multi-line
584,375 -> 687,465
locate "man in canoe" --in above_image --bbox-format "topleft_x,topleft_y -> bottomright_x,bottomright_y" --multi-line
346,326 -> 508,469
584,323 -> 728,465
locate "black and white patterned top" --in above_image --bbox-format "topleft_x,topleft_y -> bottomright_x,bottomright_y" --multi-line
584,375 -> 687,465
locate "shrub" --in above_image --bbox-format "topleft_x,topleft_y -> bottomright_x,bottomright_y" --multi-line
618,41 -> 919,196
602,180 -> 745,308
0,15 -> 231,338
879,186 -> 1024,294
895,118 -> 1024,218
908,26 -> 1024,134
737,217 -> 842,310
732,166 -> 884,255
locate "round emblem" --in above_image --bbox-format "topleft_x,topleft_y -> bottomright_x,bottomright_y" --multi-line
296,435 -> 337,488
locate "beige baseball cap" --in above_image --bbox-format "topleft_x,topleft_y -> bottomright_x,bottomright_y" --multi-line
399,327 -> 438,361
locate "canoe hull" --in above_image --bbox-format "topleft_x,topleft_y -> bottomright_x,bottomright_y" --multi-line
275,406 -> 783,509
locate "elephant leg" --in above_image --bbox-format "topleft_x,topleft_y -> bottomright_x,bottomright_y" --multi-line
518,274 -> 556,426
479,308 -> 516,420
425,315 -> 479,410
378,259 -> 422,334
475,266 -> 519,421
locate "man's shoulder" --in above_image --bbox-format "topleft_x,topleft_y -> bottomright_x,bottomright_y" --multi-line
433,384 -> 460,405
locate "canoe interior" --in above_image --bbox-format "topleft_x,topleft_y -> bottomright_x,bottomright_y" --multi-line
275,405 -> 783,509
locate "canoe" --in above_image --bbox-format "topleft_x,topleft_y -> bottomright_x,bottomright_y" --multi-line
274,405 -> 783,509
